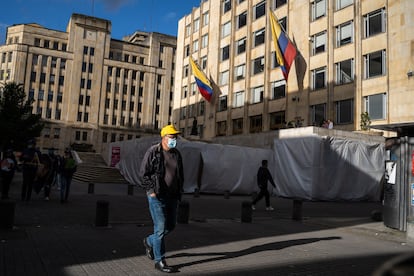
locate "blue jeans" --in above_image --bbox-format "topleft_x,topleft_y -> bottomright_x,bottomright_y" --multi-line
60,176 -> 72,201
146,194 -> 178,262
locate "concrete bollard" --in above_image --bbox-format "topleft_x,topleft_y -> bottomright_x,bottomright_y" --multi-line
241,201 -> 252,223
95,200 -> 109,227
0,200 -> 15,229
88,182 -> 94,194
127,184 -> 134,196
292,200 -> 303,221
177,200 -> 189,224
193,188 -> 200,198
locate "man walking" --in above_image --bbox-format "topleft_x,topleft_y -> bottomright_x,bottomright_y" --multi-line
139,124 -> 184,273
252,160 -> 276,211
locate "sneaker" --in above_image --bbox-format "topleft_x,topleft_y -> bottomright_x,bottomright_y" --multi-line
251,205 -> 256,210
266,206 -> 274,211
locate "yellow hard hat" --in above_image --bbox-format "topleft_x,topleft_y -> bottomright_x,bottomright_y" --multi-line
160,124 -> 181,137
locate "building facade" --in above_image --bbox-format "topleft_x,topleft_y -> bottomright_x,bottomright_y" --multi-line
174,0 -> 414,140
0,13 -> 176,153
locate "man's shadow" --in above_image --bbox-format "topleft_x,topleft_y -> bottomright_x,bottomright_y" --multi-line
169,236 -> 341,270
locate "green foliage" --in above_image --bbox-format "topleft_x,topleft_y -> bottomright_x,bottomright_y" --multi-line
0,82 -> 44,151
360,112 -> 371,131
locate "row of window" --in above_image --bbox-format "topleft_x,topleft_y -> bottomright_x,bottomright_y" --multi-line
102,132 -> 140,143
311,8 -> 386,55
34,37 -> 67,52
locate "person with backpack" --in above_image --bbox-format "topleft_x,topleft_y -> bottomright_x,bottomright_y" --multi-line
60,148 -> 77,203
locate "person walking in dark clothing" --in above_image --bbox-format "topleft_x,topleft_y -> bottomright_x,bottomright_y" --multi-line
1,148 -> 17,199
60,148 -> 77,203
20,139 -> 40,201
252,160 -> 276,211
140,124 -> 184,273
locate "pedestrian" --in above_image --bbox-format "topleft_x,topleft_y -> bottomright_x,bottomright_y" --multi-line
43,148 -> 58,201
251,160 -> 276,211
139,124 -> 184,273
1,148 -> 17,199
20,139 -> 41,201
60,148 -> 77,203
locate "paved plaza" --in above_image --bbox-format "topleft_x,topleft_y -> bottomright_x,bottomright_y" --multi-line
1,172 -> 413,275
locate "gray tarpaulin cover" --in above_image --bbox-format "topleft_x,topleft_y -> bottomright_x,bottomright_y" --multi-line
111,135 -> 384,201
273,136 -> 385,201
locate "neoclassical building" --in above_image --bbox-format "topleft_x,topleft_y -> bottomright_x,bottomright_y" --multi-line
174,0 -> 414,139
0,13 -> 176,153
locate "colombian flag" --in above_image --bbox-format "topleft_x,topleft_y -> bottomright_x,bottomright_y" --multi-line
189,57 -> 213,102
269,11 -> 297,80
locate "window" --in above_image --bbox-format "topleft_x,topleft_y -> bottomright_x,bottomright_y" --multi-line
193,18 -> 200,32
185,24 -> 191,36
34,38 -> 40,47
216,121 -> 227,136
252,86 -> 264,103
198,101 -> 205,116
43,127 -> 50,138
233,90 -> 245,107
271,80 -> 286,99
234,64 -> 245,81
250,115 -> 262,133
275,0 -> 287,8
182,85 -> 188,99
193,40 -> 199,52
336,0 -> 353,10
201,34 -> 208,48
191,83 -> 197,95
223,0 -> 231,13
252,56 -> 264,75
335,59 -> 354,84
218,95 -> 227,111
253,28 -> 265,47
38,90 -> 44,101
311,0 -> 326,21
364,50 -> 386,78
221,45 -> 230,61
237,12 -> 247,29
201,56 -> 207,69
364,8 -> 386,38
233,118 -> 243,135
336,98 -> 353,124
236,37 -> 246,55
364,93 -> 386,120
183,65 -> 189,77
310,103 -> 326,126
270,111 -> 286,130
219,70 -> 229,86
336,21 -> 353,47
254,1 -> 266,20
311,67 -> 326,90
222,21 -> 231,38
203,12 -> 209,26
311,31 -> 326,55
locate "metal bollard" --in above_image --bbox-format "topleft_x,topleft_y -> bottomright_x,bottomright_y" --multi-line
224,190 -> 230,199
292,200 -> 303,221
0,200 -> 15,229
88,182 -> 94,194
95,200 -> 109,227
177,200 -> 189,224
241,201 -> 252,223
127,184 -> 134,196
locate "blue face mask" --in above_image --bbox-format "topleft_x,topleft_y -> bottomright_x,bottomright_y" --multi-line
167,137 -> 177,149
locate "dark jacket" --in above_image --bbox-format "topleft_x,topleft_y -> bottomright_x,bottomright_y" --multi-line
139,143 -> 184,199
257,166 -> 276,190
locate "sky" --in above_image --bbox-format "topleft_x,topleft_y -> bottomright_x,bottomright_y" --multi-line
0,0 -> 202,44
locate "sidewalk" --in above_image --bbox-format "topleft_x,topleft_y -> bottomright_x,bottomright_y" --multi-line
1,172 -> 413,275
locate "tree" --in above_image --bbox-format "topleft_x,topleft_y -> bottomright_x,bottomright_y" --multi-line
360,112 -> 371,131
0,82 -> 44,151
